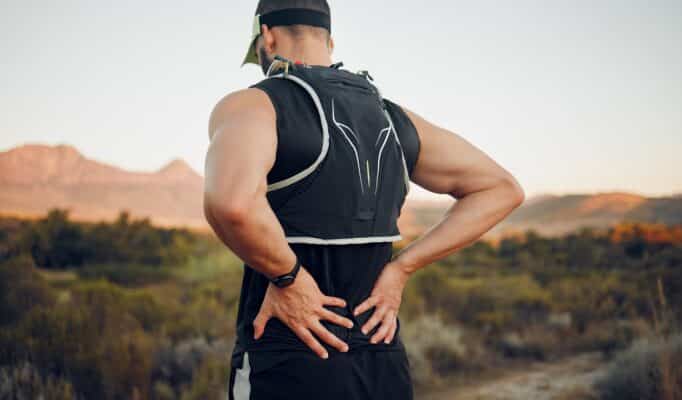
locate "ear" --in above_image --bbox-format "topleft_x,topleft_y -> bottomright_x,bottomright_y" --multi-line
261,24 -> 275,53
328,36 -> 335,54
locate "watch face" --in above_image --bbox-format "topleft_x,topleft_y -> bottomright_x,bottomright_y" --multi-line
275,276 -> 295,287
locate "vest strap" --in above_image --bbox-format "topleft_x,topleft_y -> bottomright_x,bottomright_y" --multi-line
265,71 -> 330,192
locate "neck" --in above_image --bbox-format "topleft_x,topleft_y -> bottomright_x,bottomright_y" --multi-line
280,39 -> 333,67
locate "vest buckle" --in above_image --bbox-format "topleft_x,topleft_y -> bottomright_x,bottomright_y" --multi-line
270,54 -> 298,78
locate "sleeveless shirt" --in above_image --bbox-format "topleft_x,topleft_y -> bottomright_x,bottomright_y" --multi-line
230,63 -> 421,369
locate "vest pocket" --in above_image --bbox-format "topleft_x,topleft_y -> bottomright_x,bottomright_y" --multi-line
354,168 -> 375,221
373,140 -> 407,215
354,208 -> 375,221
354,151 -> 377,221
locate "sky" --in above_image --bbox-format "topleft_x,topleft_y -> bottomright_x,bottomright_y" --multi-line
1,0 -> 680,201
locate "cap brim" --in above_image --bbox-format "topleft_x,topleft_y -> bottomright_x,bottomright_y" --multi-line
241,36 -> 259,67
241,14 -> 262,68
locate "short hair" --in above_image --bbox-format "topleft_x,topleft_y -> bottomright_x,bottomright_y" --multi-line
255,0 -> 332,42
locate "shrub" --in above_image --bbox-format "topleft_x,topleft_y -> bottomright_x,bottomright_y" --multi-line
179,355 -> 230,400
567,319 -> 638,358
0,255 -> 55,326
4,282 -> 157,399
76,263 -> 170,287
494,330 -> 549,361
594,333 -> 682,400
0,362 -> 78,400
153,337 -> 229,391
400,314 -> 469,388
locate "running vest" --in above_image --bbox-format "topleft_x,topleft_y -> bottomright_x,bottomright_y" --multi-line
250,61 -> 416,245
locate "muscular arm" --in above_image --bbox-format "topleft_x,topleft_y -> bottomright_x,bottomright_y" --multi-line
392,107 -> 526,275
203,88 -> 297,280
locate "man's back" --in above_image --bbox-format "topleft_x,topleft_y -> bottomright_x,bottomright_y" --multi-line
215,62 -> 421,400
231,63 -> 421,361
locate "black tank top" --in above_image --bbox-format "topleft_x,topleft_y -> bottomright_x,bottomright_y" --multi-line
230,62 -> 421,367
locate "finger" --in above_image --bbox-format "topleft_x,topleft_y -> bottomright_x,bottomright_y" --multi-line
322,295 -> 347,308
291,324 -> 329,359
309,319 -> 349,353
361,304 -> 388,335
383,318 -> 397,344
353,296 -> 379,316
370,310 -> 395,344
318,307 -> 354,329
252,311 -> 270,340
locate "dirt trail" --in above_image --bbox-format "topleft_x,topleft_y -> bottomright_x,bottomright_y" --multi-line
420,351 -> 609,400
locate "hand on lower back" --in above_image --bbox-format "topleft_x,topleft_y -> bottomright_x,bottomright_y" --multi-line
353,262 -> 411,345
253,265 -> 354,359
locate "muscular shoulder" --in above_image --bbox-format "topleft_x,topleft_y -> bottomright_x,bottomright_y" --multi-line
208,87 -> 275,141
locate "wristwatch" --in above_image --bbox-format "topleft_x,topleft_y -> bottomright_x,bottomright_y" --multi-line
269,257 -> 301,288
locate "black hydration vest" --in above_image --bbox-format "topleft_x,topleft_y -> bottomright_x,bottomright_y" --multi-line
256,61 -> 412,245
229,62 -> 421,367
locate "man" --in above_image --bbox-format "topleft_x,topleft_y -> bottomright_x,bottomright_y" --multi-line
204,1 -> 525,399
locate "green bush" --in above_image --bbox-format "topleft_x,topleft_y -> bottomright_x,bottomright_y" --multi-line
401,314 -> 469,388
1,215 -> 681,399
0,255 -> 55,326
409,269 -> 552,331
17,208 -> 201,269
0,362 -> 78,400
3,281 -> 157,399
77,263 -> 171,287
180,355 -> 230,400
594,333 -> 682,400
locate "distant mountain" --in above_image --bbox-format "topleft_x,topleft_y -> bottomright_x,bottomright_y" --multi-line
402,192 -> 682,239
2,143 -> 680,237
0,143 -> 205,229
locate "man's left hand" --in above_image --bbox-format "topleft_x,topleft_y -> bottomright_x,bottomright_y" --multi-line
352,261 -> 411,344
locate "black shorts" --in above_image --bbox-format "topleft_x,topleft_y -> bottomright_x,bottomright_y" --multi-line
227,348 -> 414,400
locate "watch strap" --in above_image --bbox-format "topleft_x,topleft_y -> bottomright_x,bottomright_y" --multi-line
270,257 -> 301,287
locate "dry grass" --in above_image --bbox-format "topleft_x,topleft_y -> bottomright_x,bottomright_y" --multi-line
594,276 -> 682,400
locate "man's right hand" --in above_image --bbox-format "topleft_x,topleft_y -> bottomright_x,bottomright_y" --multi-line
252,265 -> 354,359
